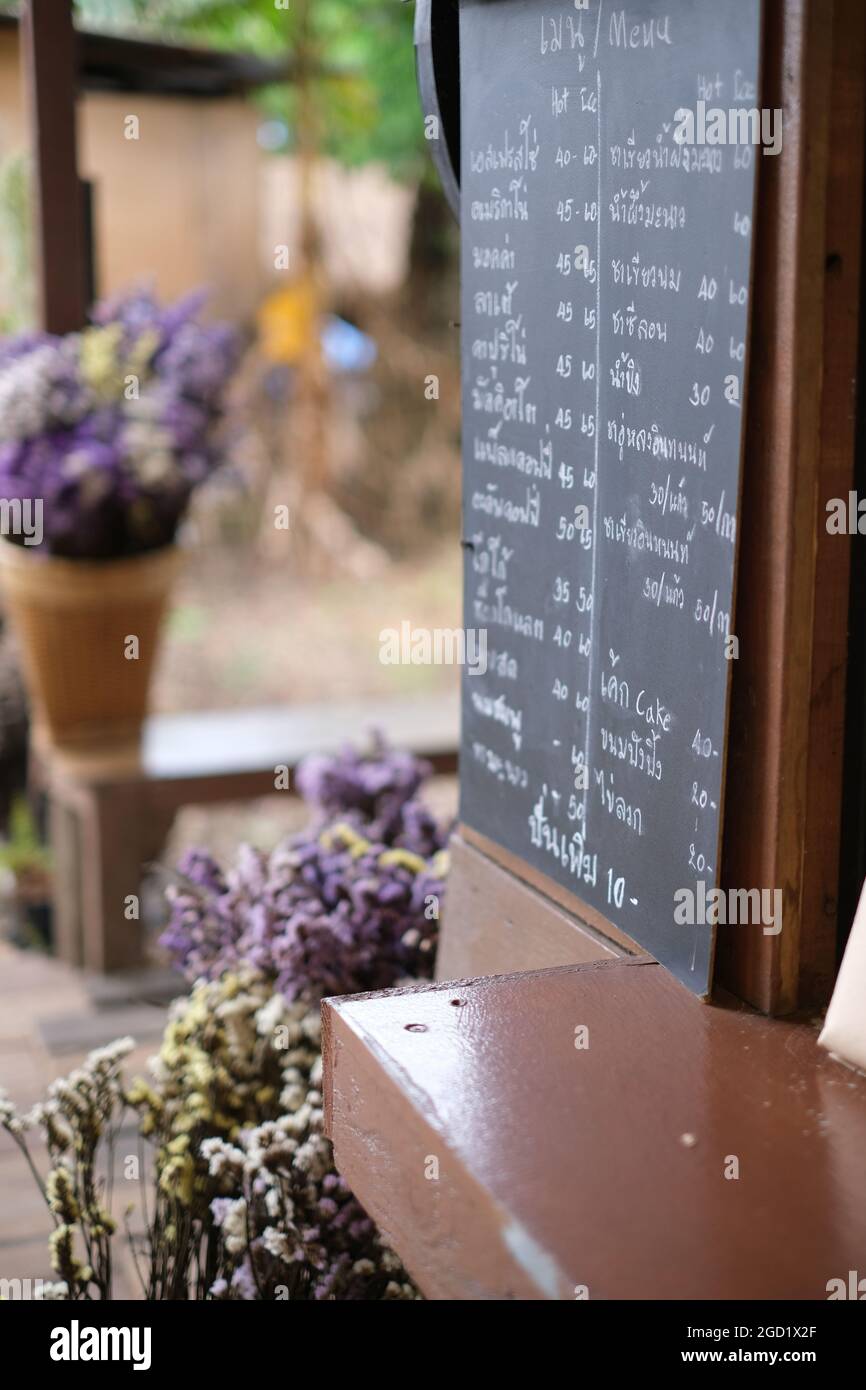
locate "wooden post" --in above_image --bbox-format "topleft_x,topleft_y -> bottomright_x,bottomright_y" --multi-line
20,0 -> 89,333
718,0 -> 866,1013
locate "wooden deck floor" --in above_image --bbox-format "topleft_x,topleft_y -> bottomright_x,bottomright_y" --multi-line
0,941 -> 172,1298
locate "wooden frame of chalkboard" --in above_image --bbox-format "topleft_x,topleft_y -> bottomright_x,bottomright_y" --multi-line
434,0 -> 866,1016
719,0 -> 866,1012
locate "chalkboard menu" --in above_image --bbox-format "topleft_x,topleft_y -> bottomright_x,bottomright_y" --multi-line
459,0 -> 761,995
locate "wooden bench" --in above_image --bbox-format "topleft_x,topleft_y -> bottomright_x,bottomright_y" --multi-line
36,693 -> 459,973
323,958 -> 866,1300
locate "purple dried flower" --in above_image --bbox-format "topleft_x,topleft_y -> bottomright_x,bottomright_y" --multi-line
162,738 -> 451,1003
296,730 -> 449,854
163,825 -> 446,1003
0,287 -> 241,559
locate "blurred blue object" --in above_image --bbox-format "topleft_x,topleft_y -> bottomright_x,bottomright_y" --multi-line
257,119 -> 289,152
321,316 -> 378,374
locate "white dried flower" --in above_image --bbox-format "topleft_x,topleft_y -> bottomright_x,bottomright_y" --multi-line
301,1013 -> 322,1046
292,1136 -> 331,1181
278,1082 -> 306,1114
0,1090 -> 23,1134
201,1137 -> 245,1178
86,1036 -> 134,1071
261,1227 -> 291,1261
218,1198 -> 248,1256
34,1281 -> 69,1301
255,994 -> 285,1038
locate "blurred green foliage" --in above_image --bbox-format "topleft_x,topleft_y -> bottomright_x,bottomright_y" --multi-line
74,0 -> 425,179
0,796 -> 51,878
0,152 -> 34,334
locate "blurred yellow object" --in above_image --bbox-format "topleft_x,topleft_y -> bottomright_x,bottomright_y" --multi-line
257,277 -> 321,366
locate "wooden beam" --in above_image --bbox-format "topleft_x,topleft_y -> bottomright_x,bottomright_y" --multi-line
77,31 -> 298,98
20,0 -> 89,334
1,12 -> 309,97
324,960 -> 866,1299
797,0 -> 866,1004
719,0 -> 866,1012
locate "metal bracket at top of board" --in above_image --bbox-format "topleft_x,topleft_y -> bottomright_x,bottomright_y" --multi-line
414,0 -> 461,219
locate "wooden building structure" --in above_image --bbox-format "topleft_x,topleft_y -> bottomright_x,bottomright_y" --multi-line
0,3 -> 291,333
323,0 -> 866,1300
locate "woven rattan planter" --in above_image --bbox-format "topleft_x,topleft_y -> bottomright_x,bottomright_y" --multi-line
0,540 -> 181,751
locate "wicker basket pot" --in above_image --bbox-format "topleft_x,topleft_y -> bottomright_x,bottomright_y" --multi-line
0,540 -> 182,751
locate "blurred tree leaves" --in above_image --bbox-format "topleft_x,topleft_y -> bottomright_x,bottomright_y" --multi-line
74,0 -> 425,180
0,153 -> 34,333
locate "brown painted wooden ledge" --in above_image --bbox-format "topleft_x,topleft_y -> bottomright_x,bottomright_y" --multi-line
322,959 -> 866,1300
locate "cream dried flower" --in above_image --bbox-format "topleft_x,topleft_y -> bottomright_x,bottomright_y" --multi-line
46,1167 -> 80,1223
261,1226 -> 293,1262
217,1198 -> 248,1256
201,1137 -> 246,1180
0,1090 -> 24,1135
34,1281 -> 69,1301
